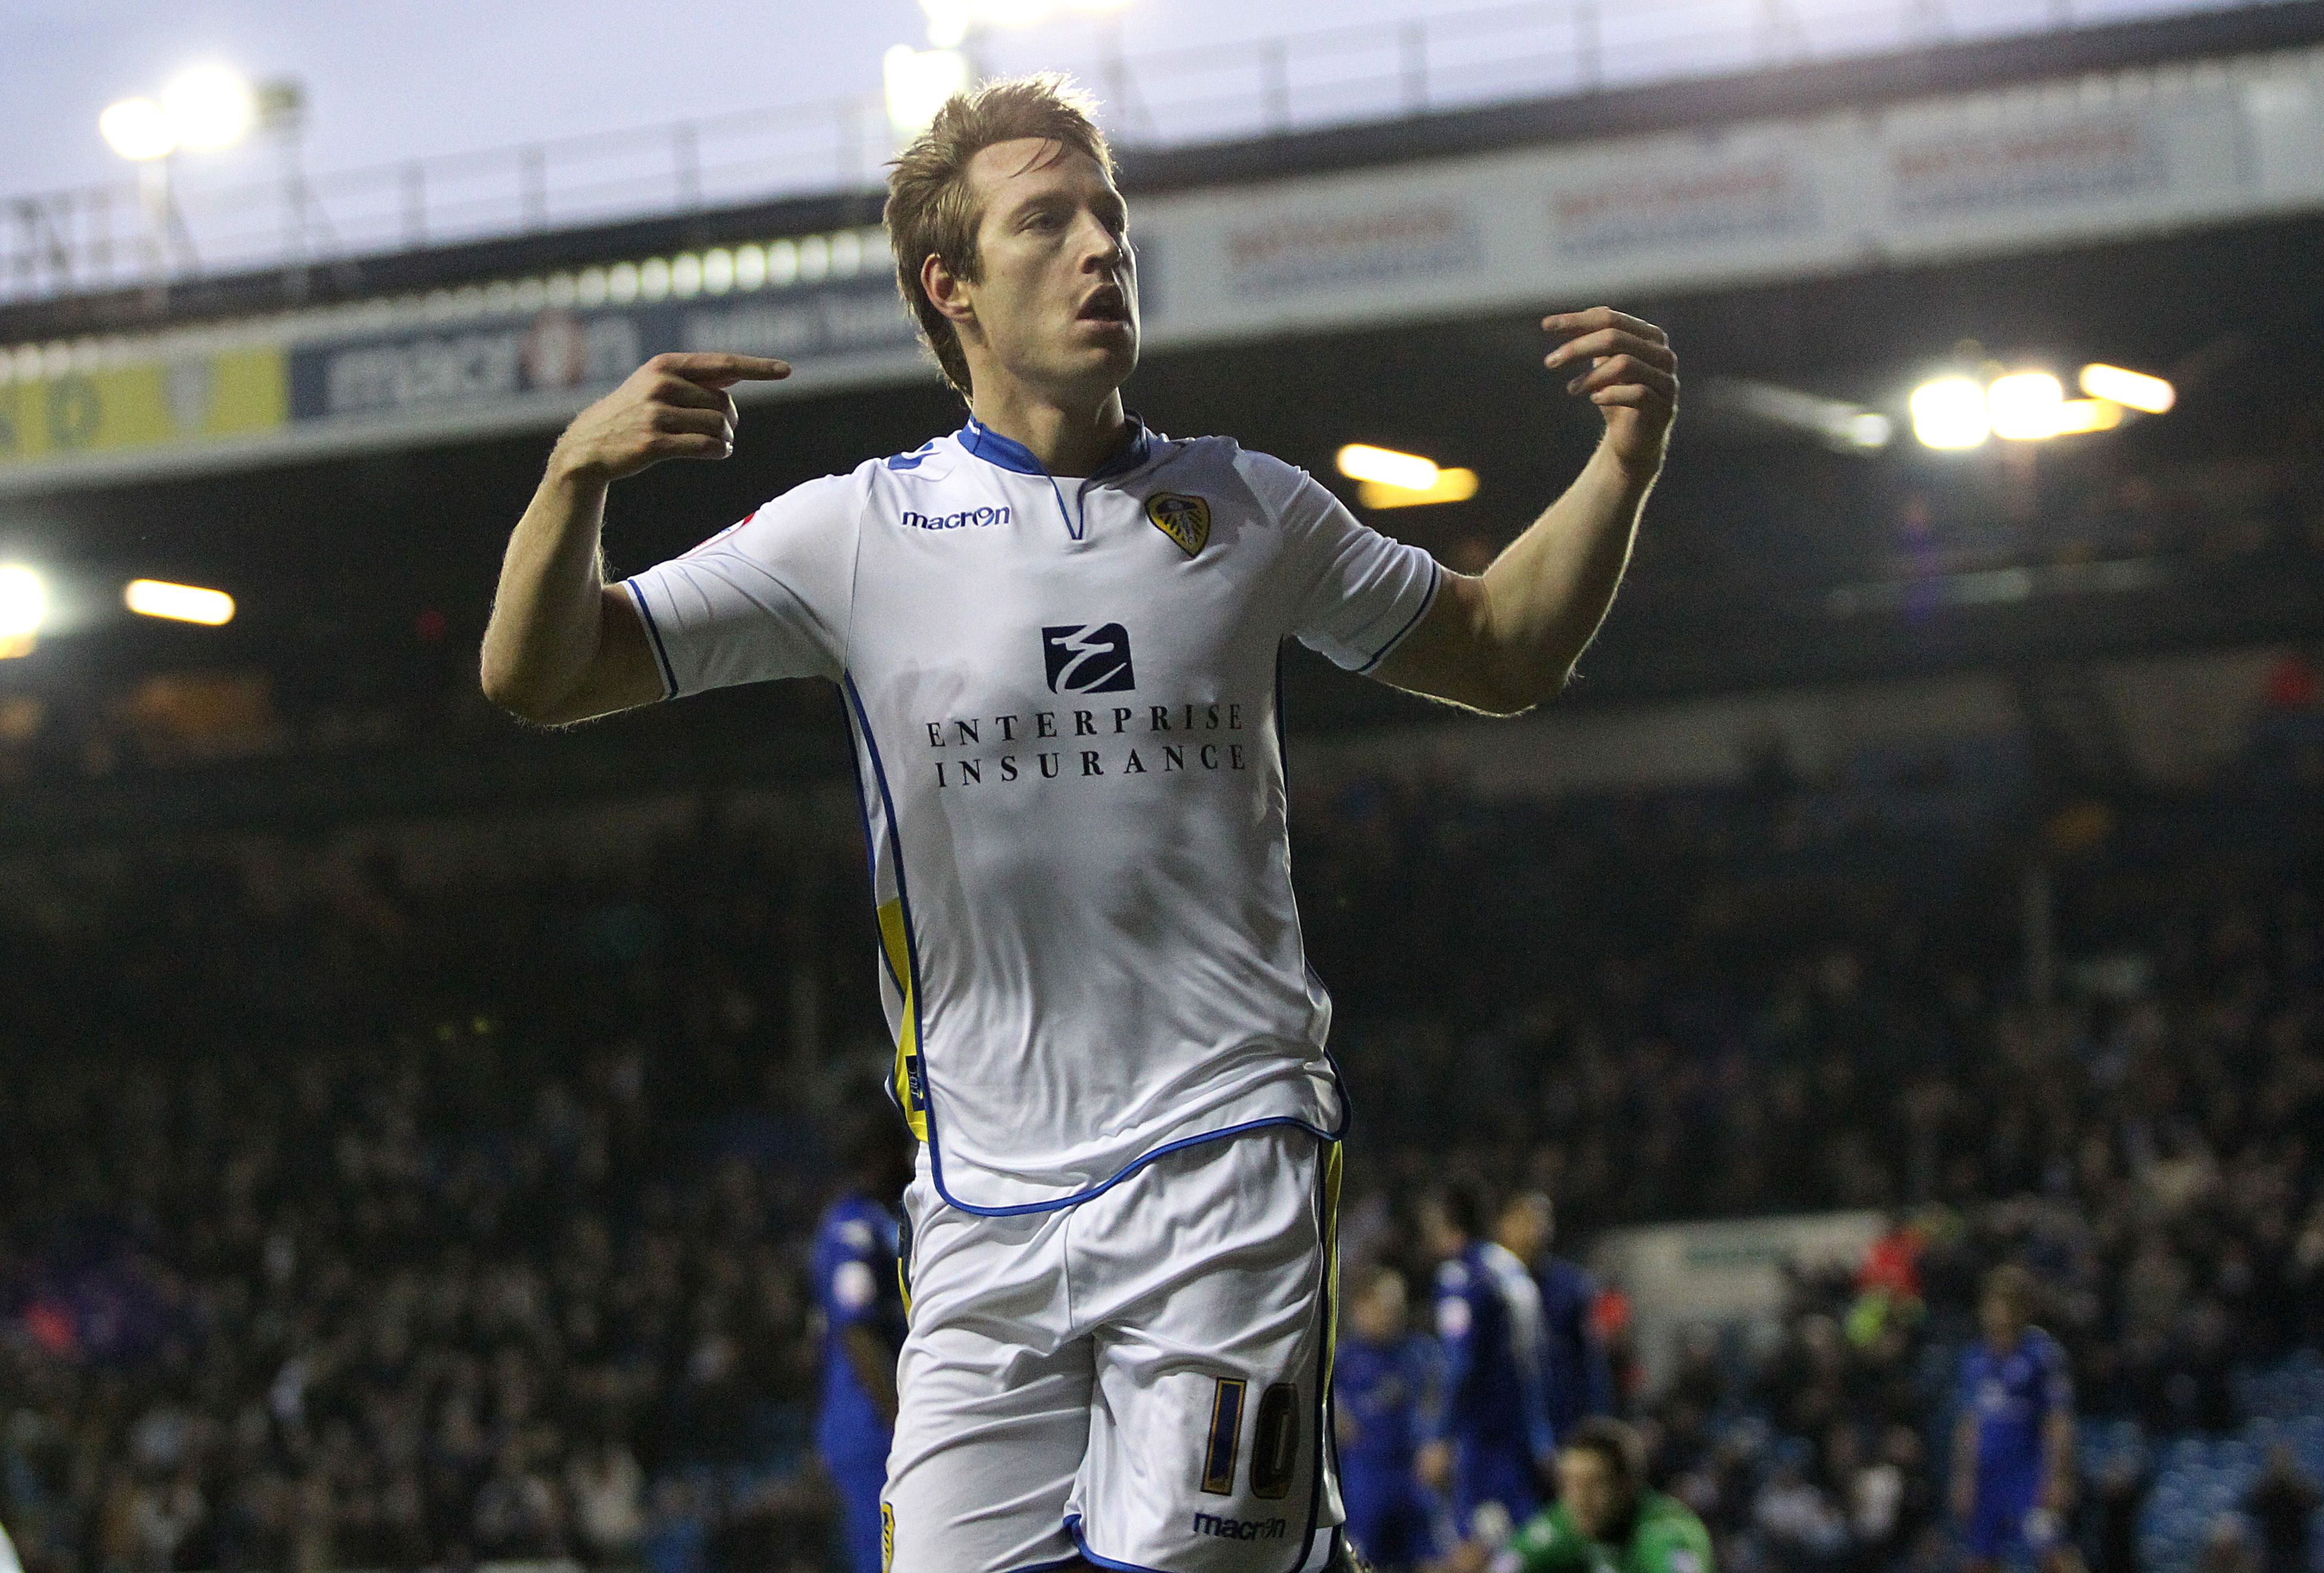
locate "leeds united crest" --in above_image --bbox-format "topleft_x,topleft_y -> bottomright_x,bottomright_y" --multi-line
1145,492 -> 1210,557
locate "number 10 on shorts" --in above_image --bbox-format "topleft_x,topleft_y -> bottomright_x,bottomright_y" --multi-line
1200,1376 -> 1299,1498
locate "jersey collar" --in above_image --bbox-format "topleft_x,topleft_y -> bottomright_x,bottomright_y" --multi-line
959,414 -> 1153,481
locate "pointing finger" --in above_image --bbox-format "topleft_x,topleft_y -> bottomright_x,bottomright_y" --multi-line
1567,356 -> 1678,399
1543,308 -> 1668,346
652,352 -> 793,387
1544,329 -> 1675,372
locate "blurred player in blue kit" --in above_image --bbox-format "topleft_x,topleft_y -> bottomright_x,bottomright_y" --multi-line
1333,1266 -> 1443,1569
1950,1266 -> 2085,1573
811,1105 -> 916,1573
1496,1192 -> 1614,1439
1417,1185 -> 1557,1540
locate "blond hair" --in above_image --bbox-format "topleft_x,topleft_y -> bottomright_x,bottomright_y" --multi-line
885,74 -> 1114,400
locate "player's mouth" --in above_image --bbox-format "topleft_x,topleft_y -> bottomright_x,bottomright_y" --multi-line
1076,284 -> 1132,327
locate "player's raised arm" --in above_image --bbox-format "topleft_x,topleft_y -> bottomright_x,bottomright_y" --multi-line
1374,307 -> 1675,715
480,351 -> 790,726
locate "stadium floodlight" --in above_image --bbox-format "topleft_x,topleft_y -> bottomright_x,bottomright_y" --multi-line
0,564 -> 47,658
99,97 -> 176,161
124,579 -> 235,626
1986,371 -> 2066,441
886,45 -> 974,139
160,64 -> 258,152
921,0 -> 1127,47
1358,469 -> 1480,510
922,0 -> 976,48
1335,443 -> 1441,491
1701,377 -> 1892,452
2079,363 -> 2174,415
1909,377 -> 1990,451
2048,399 -> 2123,436
1845,413 -> 1895,450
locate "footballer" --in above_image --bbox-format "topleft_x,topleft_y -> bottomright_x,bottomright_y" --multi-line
1454,1420 -> 1714,1573
481,74 -> 1676,1573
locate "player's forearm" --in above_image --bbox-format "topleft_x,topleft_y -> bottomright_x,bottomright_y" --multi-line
1474,440 -> 1652,706
481,455 -> 615,720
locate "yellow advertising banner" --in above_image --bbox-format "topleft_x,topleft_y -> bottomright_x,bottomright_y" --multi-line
0,347 -> 288,466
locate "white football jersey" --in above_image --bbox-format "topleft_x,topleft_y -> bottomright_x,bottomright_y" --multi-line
622,418 -> 1439,1213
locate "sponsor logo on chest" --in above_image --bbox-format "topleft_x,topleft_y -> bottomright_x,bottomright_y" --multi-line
922,622 -> 1255,790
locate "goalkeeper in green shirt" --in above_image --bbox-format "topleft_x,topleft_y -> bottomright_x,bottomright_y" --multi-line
1448,1419 -> 1714,1573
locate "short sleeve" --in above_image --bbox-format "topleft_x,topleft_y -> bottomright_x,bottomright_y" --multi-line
620,471 -> 863,697
1254,460 -> 1441,672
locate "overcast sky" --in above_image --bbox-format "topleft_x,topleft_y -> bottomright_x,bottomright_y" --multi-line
4,0 -> 2207,212
0,0 -> 1464,200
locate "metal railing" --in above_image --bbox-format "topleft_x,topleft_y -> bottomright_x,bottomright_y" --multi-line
0,0 -> 2252,306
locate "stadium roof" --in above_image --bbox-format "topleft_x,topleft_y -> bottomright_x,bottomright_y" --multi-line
4,0 -> 2321,345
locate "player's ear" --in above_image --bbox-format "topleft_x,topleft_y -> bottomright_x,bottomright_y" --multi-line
922,253 -> 976,326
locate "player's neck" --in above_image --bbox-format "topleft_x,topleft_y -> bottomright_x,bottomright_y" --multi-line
967,383 -> 1130,478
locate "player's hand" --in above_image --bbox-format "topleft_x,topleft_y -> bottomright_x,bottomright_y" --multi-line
549,351 -> 791,485
1543,308 -> 1677,481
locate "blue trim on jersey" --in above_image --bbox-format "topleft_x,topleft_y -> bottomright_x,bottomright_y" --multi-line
1274,641 -> 1360,1144
1354,557 -> 1444,676
885,439 -> 938,470
837,683 -> 913,1128
843,673 -> 934,1137
958,416 -> 1152,479
1062,1521 -> 1172,1573
624,579 -> 679,698
839,673 -> 1347,1220
958,419 -> 1047,475
958,417 -> 1157,541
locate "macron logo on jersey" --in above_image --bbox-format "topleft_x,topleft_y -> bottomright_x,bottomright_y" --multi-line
901,504 -> 1011,531
1043,623 -> 1136,693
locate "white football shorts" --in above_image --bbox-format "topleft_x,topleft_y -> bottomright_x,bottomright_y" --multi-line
882,1125 -> 1347,1573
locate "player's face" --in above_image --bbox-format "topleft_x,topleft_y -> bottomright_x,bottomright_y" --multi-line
1418,1201 -> 1461,1260
1500,1197 -> 1551,1262
1980,1292 -> 2026,1348
1557,1449 -> 1628,1542
960,138 -> 1139,403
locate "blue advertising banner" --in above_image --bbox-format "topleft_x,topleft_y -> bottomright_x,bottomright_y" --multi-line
286,274 -> 918,423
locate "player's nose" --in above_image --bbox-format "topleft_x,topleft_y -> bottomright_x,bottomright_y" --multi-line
1075,216 -> 1127,275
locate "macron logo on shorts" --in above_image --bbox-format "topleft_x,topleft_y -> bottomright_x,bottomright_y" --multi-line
1191,1511 -> 1288,1541
1042,623 -> 1136,694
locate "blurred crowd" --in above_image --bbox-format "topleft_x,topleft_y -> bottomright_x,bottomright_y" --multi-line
0,739 -> 2318,1571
